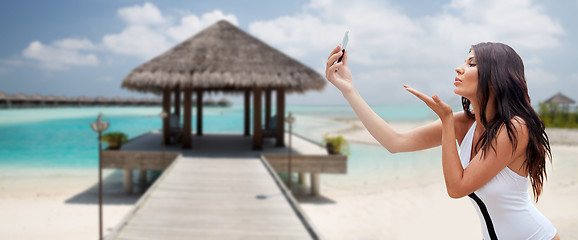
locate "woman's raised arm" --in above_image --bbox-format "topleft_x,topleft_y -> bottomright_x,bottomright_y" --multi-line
325,46 -> 471,153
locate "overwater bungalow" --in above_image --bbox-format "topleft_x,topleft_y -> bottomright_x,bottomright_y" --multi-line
122,20 -> 325,149
55,95 -> 69,106
94,96 -> 107,106
10,93 -> 29,106
203,97 -> 217,107
74,96 -> 89,106
44,95 -> 56,106
29,94 -> 44,106
110,96 -> 123,106
218,97 -> 232,107
125,97 -> 138,106
0,91 -> 9,108
0,91 -> 167,108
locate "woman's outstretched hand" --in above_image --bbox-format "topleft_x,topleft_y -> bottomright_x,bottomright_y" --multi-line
404,85 -> 453,121
325,45 -> 354,94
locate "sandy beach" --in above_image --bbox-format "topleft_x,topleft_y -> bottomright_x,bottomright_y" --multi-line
0,168 -> 145,240
296,118 -> 578,239
0,117 -> 577,239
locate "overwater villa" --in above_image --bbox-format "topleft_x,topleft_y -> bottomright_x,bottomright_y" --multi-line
120,20 -> 326,150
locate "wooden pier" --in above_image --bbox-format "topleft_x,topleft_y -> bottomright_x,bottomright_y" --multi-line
104,132 -> 346,239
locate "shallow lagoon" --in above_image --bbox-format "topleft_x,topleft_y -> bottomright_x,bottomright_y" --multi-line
0,105 -> 438,176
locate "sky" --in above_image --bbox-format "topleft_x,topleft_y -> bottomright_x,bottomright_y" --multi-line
1,0 -> 577,106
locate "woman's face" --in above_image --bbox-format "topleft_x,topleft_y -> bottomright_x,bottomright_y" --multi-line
454,50 -> 478,99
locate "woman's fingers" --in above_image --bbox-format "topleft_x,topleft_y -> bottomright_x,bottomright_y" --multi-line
404,85 -> 453,119
326,50 -> 343,69
404,85 -> 433,104
328,44 -> 341,59
326,61 -> 344,78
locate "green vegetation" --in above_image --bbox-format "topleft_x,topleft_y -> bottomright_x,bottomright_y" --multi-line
538,103 -> 578,129
321,135 -> 350,155
102,131 -> 128,150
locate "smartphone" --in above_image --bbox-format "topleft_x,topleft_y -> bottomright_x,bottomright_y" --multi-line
337,30 -> 349,63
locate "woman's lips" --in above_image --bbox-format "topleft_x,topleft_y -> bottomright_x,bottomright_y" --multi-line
454,77 -> 462,86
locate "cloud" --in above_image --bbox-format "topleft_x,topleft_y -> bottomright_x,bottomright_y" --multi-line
438,0 -> 564,49
526,68 -> 558,85
21,38 -> 99,70
117,2 -> 166,26
251,0 -> 563,63
167,10 -> 238,42
102,25 -> 173,59
19,2 -> 238,69
248,0 -> 565,104
103,3 -> 238,59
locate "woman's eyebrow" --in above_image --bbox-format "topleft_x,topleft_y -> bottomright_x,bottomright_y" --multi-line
464,56 -> 476,63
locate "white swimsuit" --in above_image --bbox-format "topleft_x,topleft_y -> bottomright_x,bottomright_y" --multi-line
459,122 -> 557,240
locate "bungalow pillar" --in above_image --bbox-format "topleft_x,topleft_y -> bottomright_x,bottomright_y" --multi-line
265,89 -> 272,129
253,88 -> 263,150
174,86 -> 181,117
244,89 -> 251,136
276,88 -> 285,147
162,87 -> 171,145
182,87 -> 192,148
196,90 -> 203,136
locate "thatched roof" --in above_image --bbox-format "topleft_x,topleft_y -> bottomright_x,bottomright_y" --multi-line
44,95 -> 56,101
11,93 -> 28,101
30,94 -> 43,101
544,92 -> 575,104
122,20 -> 325,94
56,95 -> 68,101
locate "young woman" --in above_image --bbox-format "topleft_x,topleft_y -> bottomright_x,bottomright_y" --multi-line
325,42 -> 560,240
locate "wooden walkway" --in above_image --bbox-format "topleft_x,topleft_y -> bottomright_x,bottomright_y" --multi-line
106,132 -> 324,239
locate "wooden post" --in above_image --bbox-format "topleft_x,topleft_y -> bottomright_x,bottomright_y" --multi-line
174,86 -> 181,117
311,173 -> 320,196
265,89 -> 271,129
162,87 -> 171,145
139,170 -> 147,182
298,173 -> 306,185
253,88 -> 263,150
124,168 -> 133,194
196,90 -> 203,136
276,88 -> 285,147
182,87 -> 192,148
244,89 -> 251,136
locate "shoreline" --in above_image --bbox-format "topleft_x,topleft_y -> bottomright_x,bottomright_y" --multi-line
328,117 -> 578,147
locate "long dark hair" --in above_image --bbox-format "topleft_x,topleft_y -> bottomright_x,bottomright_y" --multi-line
461,42 -> 551,202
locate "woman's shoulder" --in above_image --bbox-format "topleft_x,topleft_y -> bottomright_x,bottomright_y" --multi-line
505,116 -> 530,140
510,116 -> 527,126
499,116 -> 529,134
454,111 -> 475,144
454,111 -> 475,128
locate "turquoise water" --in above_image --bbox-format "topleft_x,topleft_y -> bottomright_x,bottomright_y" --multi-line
0,105 -> 437,169
287,104 -> 437,121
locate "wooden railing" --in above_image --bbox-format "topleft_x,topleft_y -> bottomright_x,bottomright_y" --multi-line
262,154 -> 347,196
102,150 -> 181,193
